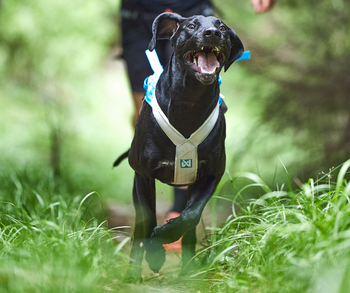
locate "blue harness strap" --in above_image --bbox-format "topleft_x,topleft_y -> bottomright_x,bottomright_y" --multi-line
144,72 -> 223,106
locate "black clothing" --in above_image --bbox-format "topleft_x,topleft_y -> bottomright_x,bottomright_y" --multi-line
121,0 -> 214,92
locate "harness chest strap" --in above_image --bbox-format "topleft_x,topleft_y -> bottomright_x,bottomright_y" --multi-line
149,93 -> 220,185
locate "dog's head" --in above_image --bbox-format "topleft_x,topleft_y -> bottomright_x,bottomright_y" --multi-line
149,12 -> 244,85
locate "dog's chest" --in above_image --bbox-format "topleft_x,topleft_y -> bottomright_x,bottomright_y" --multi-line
155,159 -> 208,169
144,93 -> 220,185
154,158 -> 208,185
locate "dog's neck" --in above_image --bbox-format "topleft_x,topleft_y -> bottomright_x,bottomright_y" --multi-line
155,56 -> 221,138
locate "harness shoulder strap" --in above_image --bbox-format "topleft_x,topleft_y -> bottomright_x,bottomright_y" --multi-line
150,95 -> 185,145
188,102 -> 220,145
150,93 -> 220,147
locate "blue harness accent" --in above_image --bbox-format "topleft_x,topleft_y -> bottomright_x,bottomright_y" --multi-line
144,72 -> 223,106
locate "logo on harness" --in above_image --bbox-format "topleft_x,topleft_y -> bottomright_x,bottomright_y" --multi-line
180,159 -> 192,168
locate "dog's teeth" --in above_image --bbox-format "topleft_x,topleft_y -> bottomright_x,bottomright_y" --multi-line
201,68 -> 216,74
194,57 -> 197,66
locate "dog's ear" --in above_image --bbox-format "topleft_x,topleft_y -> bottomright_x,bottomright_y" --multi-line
148,12 -> 184,51
224,29 -> 244,72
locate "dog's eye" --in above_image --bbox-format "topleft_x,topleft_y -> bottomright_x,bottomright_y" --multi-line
187,23 -> 195,30
219,26 -> 226,32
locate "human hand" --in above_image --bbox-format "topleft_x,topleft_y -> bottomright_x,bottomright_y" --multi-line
251,0 -> 276,13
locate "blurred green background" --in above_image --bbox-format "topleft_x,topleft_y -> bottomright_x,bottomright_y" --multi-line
1,0 -> 349,205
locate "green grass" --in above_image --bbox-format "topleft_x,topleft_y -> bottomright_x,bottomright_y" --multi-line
1,161 -> 350,292
0,170 -> 130,292
192,159 -> 350,292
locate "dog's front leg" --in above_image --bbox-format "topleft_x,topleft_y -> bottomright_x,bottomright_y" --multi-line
151,175 -> 221,271
124,172 -> 165,283
125,172 -> 165,283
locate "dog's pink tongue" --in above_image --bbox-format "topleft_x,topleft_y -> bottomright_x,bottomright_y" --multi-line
197,52 -> 219,73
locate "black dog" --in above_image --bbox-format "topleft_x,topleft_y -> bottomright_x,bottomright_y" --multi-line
114,12 -> 243,282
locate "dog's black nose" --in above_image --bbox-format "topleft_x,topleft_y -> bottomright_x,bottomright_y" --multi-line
204,28 -> 221,38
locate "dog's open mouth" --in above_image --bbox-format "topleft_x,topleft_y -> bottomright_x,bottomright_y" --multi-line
186,46 -> 224,75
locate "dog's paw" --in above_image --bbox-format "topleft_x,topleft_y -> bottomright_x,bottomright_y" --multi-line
151,219 -> 177,238
145,242 -> 166,273
151,223 -> 183,245
150,225 -> 163,241
150,224 -> 170,245
165,217 -> 177,224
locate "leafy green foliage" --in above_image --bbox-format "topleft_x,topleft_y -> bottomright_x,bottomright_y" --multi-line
195,160 -> 350,292
0,0 -> 116,82
0,170 -> 130,292
0,0 -> 136,200
221,0 -> 350,178
2,159 -> 350,292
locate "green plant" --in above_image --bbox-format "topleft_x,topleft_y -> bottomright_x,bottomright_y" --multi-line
192,160 -> 350,292
0,170 -> 130,292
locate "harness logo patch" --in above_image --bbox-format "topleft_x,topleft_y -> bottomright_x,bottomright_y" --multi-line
180,159 -> 192,168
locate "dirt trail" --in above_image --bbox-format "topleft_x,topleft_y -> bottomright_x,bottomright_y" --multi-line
106,199 -> 230,292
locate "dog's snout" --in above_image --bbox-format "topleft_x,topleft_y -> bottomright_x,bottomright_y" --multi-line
204,28 -> 221,38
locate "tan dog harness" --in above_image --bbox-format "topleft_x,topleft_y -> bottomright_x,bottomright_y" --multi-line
148,92 -> 220,185
143,49 -> 223,185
